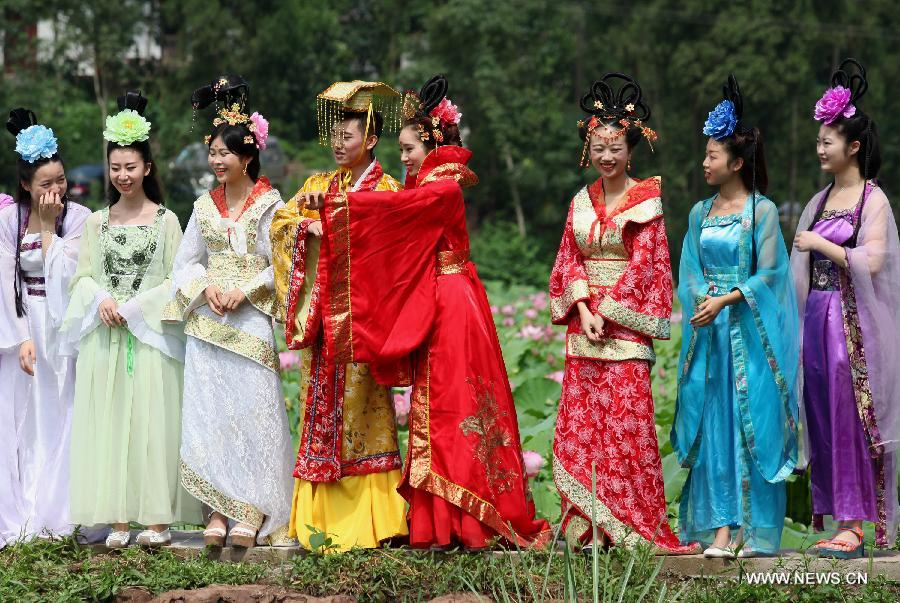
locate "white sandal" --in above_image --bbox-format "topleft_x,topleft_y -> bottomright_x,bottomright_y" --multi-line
136,528 -> 171,547
703,545 -> 736,559
203,526 -> 227,548
105,530 -> 131,549
229,526 -> 257,548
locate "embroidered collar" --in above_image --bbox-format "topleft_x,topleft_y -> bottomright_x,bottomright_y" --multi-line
587,176 -> 661,222
210,176 -> 273,220
411,145 -> 478,189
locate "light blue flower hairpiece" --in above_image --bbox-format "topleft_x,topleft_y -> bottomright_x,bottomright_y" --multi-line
15,125 -> 58,163
702,100 -> 738,140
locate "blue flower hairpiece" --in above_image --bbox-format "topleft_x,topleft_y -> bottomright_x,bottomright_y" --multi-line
702,100 -> 738,140
15,125 -> 58,163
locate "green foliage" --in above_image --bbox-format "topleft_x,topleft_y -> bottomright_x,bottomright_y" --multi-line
470,220 -> 554,288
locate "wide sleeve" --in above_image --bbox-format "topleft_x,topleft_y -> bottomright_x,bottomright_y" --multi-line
732,200 -> 800,482
59,213 -> 112,356
238,199 -> 283,317
0,208 -> 28,352
271,197 -> 319,346
117,211 -> 186,361
319,181 -> 458,365
597,216 -> 672,339
44,204 -> 90,328
548,200 -> 589,324
163,209 -> 209,322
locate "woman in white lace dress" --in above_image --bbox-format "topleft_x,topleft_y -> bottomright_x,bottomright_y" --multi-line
165,76 -> 294,548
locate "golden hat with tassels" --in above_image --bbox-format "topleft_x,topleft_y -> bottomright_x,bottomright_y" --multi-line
316,80 -> 402,145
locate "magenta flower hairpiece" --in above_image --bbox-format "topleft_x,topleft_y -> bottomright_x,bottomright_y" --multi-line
814,85 -> 856,125
249,112 -> 269,150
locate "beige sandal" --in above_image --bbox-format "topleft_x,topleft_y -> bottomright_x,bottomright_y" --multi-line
229,526 -> 257,548
203,526 -> 227,548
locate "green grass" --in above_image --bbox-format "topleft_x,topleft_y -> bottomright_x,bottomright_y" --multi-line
2,537 -> 897,602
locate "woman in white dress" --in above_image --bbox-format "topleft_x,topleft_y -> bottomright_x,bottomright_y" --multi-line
165,76 -> 294,548
0,109 -> 89,547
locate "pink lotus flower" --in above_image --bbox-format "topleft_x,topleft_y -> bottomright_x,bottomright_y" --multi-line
250,112 -> 269,150
490,305 -> 499,315
430,97 -> 462,125
524,308 -> 538,320
522,450 -> 546,478
547,370 -> 564,384
519,325 -> 544,340
0,193 -> 13,211
546,353 -> 556,365
501,304 -> 515,316
279,350 -> 300,370
502,317 -> 515,328
671,310 -> 683,323
393,387 -> 411,426
530,292 -> 548,311
814,86 -> 856,125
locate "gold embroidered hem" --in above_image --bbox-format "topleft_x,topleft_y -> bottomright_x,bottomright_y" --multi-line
265,524 -> 298,547
185,312 -> 278,372
597,296 -> 670,339
164,277 -> 210,322
550,279 -> 590,323
324,192 -> 354,365
181,461 -> 264,529
289,470 -> 408,552
553,456 -> 643,548
407,354 -> 552,548
566,333 -> 655,362
585,259 -> 627,288
241,278 -> 277,318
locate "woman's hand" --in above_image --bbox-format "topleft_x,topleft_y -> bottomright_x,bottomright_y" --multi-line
793,230 -> 825,253
204,284 -> 225,316
38,191 -> 64,231
19,339 -> 36,376
578,303 -> 604,343
99,298 -> 126,327
220,288 -> 247,312
689,295 -> 725,327
307,220 -> 323,237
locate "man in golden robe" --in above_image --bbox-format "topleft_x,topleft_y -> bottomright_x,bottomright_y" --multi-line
270,81 -> 407,550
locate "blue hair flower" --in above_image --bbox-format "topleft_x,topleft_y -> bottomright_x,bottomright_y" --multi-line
702,100 -> 737,140
15,125 -> 58,163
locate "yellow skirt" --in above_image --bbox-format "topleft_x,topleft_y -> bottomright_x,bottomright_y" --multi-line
289,469 -> 408,551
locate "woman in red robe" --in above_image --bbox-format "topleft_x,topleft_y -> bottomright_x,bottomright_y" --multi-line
302,76 -> 550,549
550,74 -> 696,553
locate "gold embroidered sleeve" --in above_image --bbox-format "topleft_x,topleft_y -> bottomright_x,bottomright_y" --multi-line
597,296 -> 670,339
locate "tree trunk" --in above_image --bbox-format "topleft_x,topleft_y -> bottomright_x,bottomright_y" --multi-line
504,149 -> 526,237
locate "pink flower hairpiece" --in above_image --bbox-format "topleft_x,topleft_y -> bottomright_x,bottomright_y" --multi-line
249,112 -> 269,150
430,97 -> 462,126
814,85 -> 856,125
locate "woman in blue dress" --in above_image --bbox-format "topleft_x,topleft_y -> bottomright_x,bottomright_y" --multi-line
672,76 -> 799,558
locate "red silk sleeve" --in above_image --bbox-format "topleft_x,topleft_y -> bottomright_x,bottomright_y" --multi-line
319,180 -> 464,365
597,217 -> 672,339
549,201 -> 590,324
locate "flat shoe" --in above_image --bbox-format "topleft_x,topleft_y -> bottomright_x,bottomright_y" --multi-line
105,530 -> 131,549
136,529 -> 171,547
703,545 -> 736,559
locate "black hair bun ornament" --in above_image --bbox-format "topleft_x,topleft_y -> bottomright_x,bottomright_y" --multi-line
830,58 -> 868,104
579,72 -> 651,123
118,90 -> 148,115
6,108 -> 38,137
418,75 -> 449,116
191,74 -> 250,110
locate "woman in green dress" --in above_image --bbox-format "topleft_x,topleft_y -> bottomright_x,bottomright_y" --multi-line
61,92 -> 201,548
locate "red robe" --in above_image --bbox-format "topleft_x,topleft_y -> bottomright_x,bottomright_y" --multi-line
318,146 -> 551,548
549,176 -> 694,552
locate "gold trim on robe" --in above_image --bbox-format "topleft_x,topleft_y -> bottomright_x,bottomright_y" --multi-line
566,333 -> 655,362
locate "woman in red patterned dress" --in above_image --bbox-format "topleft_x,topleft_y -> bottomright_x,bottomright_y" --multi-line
550,73 -> 696,553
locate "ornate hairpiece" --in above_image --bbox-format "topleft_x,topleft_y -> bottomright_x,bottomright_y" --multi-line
104,109 -> 151,145
814,58 -> 868,125
316,80 -> 401,145
578,73 -> 656,165
15,125 -> 58,163
403,75 -> 462,144
192,75 -> 269,149
702,75 -> 749,140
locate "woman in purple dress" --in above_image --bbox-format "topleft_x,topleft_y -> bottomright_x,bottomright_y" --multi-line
792,58 -> 900,557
